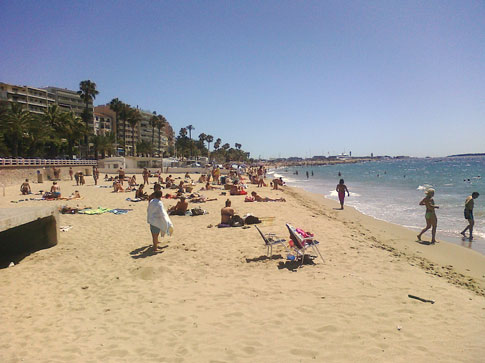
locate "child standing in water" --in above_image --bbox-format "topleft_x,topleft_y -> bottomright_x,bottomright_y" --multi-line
417,189 -> 439,244
336,179 -> 350,210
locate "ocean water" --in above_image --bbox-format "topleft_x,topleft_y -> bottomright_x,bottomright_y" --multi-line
269,157 -> 485,254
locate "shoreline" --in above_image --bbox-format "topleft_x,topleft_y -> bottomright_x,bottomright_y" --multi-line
269,164 -> 485,256
284,186 -> 485,296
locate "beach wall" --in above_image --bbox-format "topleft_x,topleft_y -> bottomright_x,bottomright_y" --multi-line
0,166 -> 94,187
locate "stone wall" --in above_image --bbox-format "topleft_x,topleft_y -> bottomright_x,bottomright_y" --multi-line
0,166 -> 94,187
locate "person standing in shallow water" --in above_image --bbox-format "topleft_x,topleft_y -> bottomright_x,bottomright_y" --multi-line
461,192 -> 479,240
336,179 -> 350,210
417,189 -> 439,244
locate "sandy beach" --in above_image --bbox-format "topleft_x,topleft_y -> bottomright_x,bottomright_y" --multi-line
1,174 -> 484,362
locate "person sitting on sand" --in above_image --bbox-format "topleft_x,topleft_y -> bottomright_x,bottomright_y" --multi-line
20,179 -> 31,195
148,183 -> 163,201
251,191 -> 285,202
198,174 -> 207,183
184,172 -> 191,180
113,179 -> 124,193
135,184 -> 149,200
50,182 -> 61,198
147,190 -> 173,250
128,175 -> 137,187
168,196 -> 189,216
221,199 -> 235,225
336,179 -> 350,210
417,189 -> 439,244
177,180 -> 186,193
230,183 -> 247,196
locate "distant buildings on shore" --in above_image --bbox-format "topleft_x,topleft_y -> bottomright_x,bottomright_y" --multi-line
0,81 -> 173,156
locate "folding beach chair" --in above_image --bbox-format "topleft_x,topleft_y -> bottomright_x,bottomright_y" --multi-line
286,224 -> 324,266
255,225 -> 289,257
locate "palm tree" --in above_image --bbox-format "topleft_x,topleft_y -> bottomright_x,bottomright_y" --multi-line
127,107 -> 141,156
186,125 -> 195,139
78,80 -> 99,157
206,135 -> 214,160
2,103 -> 32,156
198,133 -> 207,143
63,111 -> 87,158
109,98 -> 124,155
179,128 -> 188,138
235,143 -> 242,150
157,115 -> 167,156
118,104 -> 131,156
205,135 -> 214,151
136,140 -> 153,156
214,138 -> 221,150
150,113 -> 159,155
41,105 -> 64,131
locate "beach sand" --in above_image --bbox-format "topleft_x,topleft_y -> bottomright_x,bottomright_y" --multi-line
1,175 -> 484,362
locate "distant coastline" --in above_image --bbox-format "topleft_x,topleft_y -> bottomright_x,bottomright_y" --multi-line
447,153 -> 485,157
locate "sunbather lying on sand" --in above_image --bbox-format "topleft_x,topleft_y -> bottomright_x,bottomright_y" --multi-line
168,196 -> 188,215
251,191 -> 285,202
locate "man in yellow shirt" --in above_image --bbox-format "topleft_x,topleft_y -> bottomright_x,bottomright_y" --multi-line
461,192 -> 479,240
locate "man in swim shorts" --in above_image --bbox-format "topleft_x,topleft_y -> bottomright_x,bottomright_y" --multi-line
461,192 -> 479,240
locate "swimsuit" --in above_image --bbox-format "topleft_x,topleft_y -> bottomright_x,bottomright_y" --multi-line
464,209 -> 473,220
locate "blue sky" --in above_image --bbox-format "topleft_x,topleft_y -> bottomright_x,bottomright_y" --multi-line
1,0 -> 484,158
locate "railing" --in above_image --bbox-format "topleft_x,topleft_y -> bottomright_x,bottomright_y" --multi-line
0,158 -> 98,167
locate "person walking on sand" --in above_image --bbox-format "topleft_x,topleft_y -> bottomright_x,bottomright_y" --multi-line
69,167 -> 73,181
147,190 -> 173,250
143,168 -> 149,185
461,192 -> 479,240
336,179 -> 350,210
417,189 -> 439,243
93,167 -> 99,185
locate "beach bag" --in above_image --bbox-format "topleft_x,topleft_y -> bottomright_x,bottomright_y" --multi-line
244,215 -> 261,225
191,207 -> 205,216
231,215 -> 245,227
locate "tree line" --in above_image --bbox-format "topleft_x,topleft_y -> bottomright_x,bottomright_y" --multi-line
0,80 -> 172,159
0,79 -> 250,162
175,125 -> 249,162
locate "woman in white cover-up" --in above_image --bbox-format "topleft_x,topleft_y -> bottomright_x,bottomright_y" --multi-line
147,190 -> 173,250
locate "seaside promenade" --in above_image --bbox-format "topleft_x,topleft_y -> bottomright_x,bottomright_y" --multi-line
0,172 -> 484,362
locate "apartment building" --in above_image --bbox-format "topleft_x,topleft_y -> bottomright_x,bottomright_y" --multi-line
137,109 -> 169,156
93,106 -> 115,136
0,82 -> 56,114
43,86 -> 94,132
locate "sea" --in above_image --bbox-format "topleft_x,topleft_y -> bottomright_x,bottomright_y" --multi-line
268,157 -> 485,254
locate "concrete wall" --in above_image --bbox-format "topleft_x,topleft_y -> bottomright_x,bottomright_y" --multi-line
0,207 -> 59,268
0,166 -> 94,186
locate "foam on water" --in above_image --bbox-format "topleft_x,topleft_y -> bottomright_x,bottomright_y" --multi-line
272,157 -> 485,254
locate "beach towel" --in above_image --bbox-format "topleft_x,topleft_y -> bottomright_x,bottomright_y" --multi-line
109,209 -> 133,215
78,207 -> 112,215
147,198 -> 174,236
